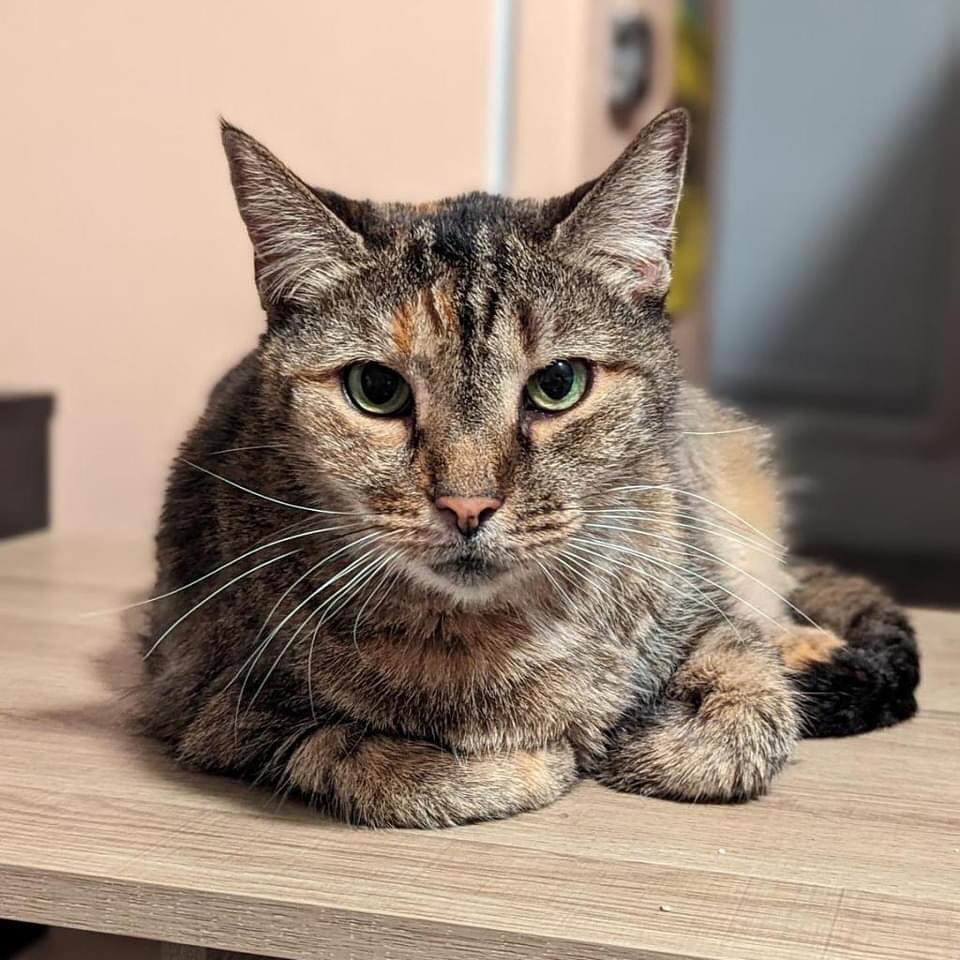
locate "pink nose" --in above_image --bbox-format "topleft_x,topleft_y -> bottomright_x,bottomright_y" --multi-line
434,495 -> 503,535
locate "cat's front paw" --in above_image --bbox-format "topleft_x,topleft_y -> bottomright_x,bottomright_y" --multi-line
286,726 -> 578,828
598,651 -> 799,802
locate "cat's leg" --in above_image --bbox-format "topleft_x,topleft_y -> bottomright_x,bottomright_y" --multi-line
597,620 -> 798,801
173,688 -> 318,787
172,687 -> 577,828
285,726 -> 578,828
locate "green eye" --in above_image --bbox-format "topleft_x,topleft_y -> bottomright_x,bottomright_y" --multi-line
344,363 -> 412,416
525,359 -> 589,412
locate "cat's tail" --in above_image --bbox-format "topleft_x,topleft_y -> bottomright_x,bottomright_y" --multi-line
783,562 -> 920,738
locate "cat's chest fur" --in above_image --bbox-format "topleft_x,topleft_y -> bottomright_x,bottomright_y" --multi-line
308,605 -> 641,760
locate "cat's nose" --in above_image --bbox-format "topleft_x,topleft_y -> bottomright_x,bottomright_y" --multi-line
433,494 -> 503,536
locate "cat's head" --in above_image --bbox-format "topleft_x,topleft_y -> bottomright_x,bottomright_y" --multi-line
221,110 -> 688,605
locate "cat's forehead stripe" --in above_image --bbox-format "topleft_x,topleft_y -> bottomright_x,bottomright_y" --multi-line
390,301 -> 416,356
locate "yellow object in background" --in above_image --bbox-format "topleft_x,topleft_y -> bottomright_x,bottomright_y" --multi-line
668,0 -> 712,317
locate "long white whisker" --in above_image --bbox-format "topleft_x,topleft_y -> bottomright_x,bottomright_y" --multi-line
563,540 -> 742,642
571,535 -> 784,632
314,551 -> 396,632
305,619 -> 325,724
254,533 -> 390,652
585,521 -> 819,631
181,459 -> 363,516
143,549 -> 301,659
82,522 -> 365,618
581,507 -> 783,560
250,526 -> 379,650
250,549 -> 394,716
309,551 -> 397,719
203,443 -> 290,456
552,552 -> 642,623
561,543 -> 706,622
352,554 -> 402,651
534,558 -> 578,610
607,483 -> 785,549
230,533 -> 391,718
680,426 -> 760,436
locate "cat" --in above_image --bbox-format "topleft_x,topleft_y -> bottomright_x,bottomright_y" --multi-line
140,109 -> 919,827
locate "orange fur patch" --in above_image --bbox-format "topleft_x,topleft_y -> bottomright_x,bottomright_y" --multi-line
778,626 -> 844,670
431,285 -> 458,334
514,749 -> 553,793
390,302 -> 416,355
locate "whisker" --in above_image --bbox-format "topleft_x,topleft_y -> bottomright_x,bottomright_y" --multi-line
309,551 -> 398,719
181,459 -> 365,517
250,526 -> 379,650
142,549 -> 301,659
567,537 -> 746,641
253,532 -> 391,653
250,549 -> 395,717
561,542 -> 715,626
202,443 -> 290,456
305,619 -> 324,724
552,552 -> 642,624
584,522 -> 820,631
680,426 -> 761,436
534,558 -> 578,611
563,540 -> 739,644
352,554 -> 403,651
581,507 -> 783,560
236,537 -> 394,702
606,483 -> 785,550
82,521 -> 366,618
570,535 -> 784,633
230,532 -> 391,718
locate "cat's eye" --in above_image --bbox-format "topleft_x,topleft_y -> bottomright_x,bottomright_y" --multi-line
525,359 -> 589,412
344,362 -> 412,416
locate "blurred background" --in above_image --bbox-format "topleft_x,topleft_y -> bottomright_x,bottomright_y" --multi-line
1,0 -> 959,607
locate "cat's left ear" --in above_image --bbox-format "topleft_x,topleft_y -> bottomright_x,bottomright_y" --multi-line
220,120 -> 370,314
552,108 -> 689,299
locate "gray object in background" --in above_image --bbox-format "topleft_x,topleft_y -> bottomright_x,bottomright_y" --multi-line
708,0 -> 960,572
711,0 -> 954,411
0,393 -> 53,539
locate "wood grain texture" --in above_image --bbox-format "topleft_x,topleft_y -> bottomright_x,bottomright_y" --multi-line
0,534 -> 957,959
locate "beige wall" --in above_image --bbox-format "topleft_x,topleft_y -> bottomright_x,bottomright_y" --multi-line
0,0 -> 492,535
1,0 -> 673,535
511,0 -> 674,196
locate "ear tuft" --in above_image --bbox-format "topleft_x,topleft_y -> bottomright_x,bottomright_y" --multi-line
553,108 -> 689,299
220,121 -> 368,313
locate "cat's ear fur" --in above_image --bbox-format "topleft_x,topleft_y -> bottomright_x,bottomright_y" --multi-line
220,120 -> 369,314
552,108 -> 689,299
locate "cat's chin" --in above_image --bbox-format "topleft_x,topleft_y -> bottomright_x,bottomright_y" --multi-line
407,557 -> 521,607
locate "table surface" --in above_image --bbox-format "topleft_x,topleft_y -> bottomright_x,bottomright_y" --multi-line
0,534 -> 957,960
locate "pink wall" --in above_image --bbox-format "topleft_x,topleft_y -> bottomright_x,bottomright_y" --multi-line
512,0 -> 674,196
0,1 -> 492,534
0,0 -> 673,535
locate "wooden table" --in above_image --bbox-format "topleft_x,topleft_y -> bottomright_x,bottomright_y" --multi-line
0,534 -> 957,960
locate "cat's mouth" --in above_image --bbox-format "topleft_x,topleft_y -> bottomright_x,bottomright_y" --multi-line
429,555 -> 506,584
406,539 -> 521,601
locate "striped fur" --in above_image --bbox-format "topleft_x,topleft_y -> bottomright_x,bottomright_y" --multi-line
140,111 -> 918,827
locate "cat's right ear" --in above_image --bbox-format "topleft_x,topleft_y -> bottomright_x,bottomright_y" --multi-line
220,120 -> 369,314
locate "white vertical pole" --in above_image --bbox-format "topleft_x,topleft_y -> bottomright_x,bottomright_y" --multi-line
486,0 -> 516,195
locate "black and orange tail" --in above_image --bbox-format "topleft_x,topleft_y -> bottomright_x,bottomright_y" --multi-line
785,564 -> 920,738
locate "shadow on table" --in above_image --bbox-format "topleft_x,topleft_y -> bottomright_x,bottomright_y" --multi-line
22,626 -> 355,835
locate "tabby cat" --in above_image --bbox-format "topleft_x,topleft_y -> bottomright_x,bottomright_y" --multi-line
141,110 -> 919,827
